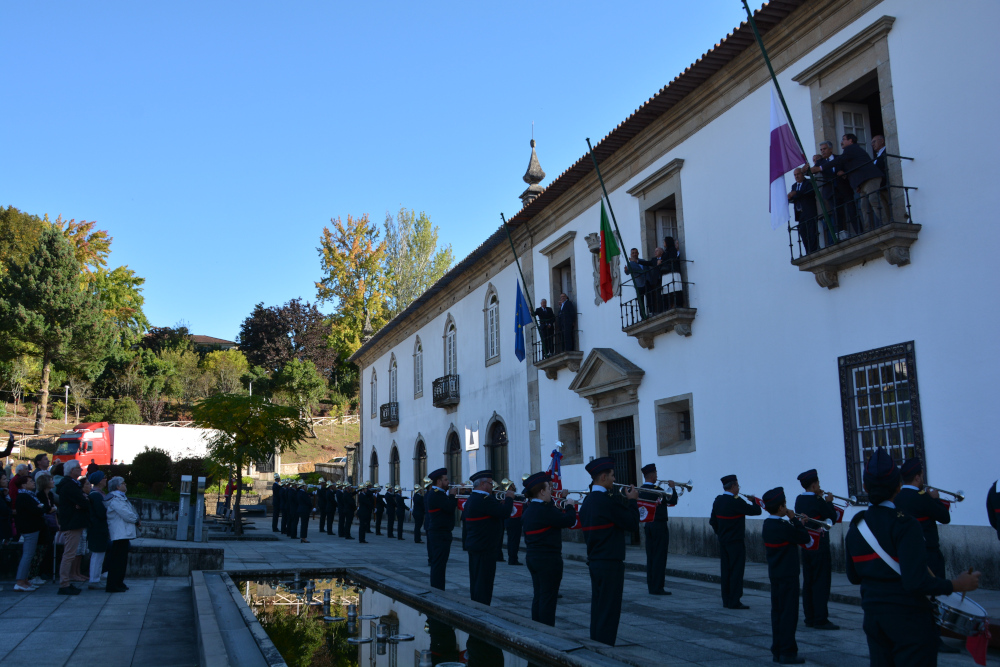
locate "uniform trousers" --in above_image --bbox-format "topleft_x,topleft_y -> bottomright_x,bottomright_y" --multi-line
863,608 -> 938,667
280,506 -> 289,534
526,553 -> 562,626
327,508 -> 336,535
801,545 -> 832,625
719,541 -> 746,607
288,513 -> 298,539
588,559 -> 625,646
769,576 -> 799,660
643,521 -> 669,593
413,514 -> 424,542
318,506 -> 326,533
387,513 -> 396,538
506,518 -> 522,563
375,511 -> 384,535
358,514 -> 370,542
298,514 -> 309,539
428,530 -> 452,590
343,512 -> 353,539
468,549 -> 497,605
272,505 -> 280,531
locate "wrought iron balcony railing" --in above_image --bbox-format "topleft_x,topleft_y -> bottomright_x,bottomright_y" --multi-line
379,402 -> 399,428
432,375 -> 460,408
618,259 -> 697,349
531,325 -> 583,380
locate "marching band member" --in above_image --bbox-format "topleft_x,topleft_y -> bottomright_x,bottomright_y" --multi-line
336,484 -> 346,537
464,470 -> 513,604
296,482 -> 312,543
579,457 -> 639,646
394,486 -> 407,541
281,481 -> 294,537
846,447 -> 979,666
356,485 -> 373,543
988,480 -> 1000,541
894,458 -> 956,653
374,486 -> 386,535
341,485 -> 356,540
325,482 -> 337,536
386,486 -> 397,538
794,469 -> 839,630
412,485 -> 425,544
522,471 -> 577,626
638,463 -> 677,595
762,487 -> 810,665
316,479 -> 328,533
710,474 -> 762,609
425,467 -> 459,590
271,474 -> 282,533
505,490 -> 523,566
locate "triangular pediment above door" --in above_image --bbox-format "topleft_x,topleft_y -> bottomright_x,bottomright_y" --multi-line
568,348 -> 644,409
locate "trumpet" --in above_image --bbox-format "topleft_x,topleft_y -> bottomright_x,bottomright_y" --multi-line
561,489 -> 591,498
739,492 -> 760,504
795,513 -> 834,531
636,485 -> 678,499
824,491 -> 866,507
924,485 -> 965,502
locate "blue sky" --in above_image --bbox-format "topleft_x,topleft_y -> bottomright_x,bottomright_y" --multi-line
2,1 -> 749,340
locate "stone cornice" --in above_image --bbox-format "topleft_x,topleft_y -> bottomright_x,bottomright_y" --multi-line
626,159 -> 684,200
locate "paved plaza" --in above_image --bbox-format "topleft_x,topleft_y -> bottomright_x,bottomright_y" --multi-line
3,516 -> 996,666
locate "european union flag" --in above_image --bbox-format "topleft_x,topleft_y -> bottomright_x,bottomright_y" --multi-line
514,280 -> 532,362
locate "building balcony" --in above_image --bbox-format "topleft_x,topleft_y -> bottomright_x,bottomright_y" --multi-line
379,402 -> 399,428
620,268 -> 696,350
432,375 -> 460,409
532,326 -> 583,380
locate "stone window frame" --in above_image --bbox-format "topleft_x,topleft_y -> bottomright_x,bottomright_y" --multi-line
413,337 -> 423,399
483,283 -> 501,367
654,393 -> 696,456
557,417 -> 583,466
626,158 -> 686,266
485,411 -> 509,482
445,425 -> 462,482
389,442 -> 400,487
413,436 -> 427,485
538,231 -> 578,312
369,446 -> 379,484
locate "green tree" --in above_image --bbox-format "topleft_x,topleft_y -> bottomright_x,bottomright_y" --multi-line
92,265 -> 150,346
204,349 -> 249,395
160,348 -> 206,403
0,206 -> 45,278
192,394 -> 308,534
383,207 -> 453,319
46,215 -> 112,276
273,358 -> 326,438
0,226 -> 115,433
257,608 -> 324,667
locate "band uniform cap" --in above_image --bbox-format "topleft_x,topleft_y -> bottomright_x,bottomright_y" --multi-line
900,457 -> 922,479
274,474 -> 280,479
720,474 -> 737,486
797,469 -> 818,488
762,487 -> 785,506
319,479 -> 327,484
641,463 -> 656,475
863,447 -> 901,493
470,470 -> 493,482
429,468 -> 448,483
585,457 -> 615,477
523,471 -> 549,492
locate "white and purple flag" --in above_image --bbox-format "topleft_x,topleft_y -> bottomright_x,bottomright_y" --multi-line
769,88 -> 806,230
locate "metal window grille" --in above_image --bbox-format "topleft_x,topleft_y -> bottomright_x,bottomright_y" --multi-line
839,341 -> 924,499
679,410 -> 692,441
606,417 -> 637,487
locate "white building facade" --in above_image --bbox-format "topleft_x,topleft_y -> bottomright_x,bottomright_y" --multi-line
353,0 -> 1000,581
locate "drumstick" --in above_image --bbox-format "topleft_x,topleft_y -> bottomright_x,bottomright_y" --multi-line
961,567 -> 972,603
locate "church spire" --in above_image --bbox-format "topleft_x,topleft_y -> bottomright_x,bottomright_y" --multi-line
519,134 -> 545,208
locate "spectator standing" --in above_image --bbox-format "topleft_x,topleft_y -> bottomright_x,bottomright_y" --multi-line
9,463 -> 29,506
87,471 -> 110,590
643,248 -> 665,314
104,476 -> 139,592
56,460 -> 90,595
13,475 -> 46,591
0,472 -> 12,547
660,237 -> 684,310
33,454 -> 50,478
35,473 -> 58,582
86,459 -> 99,477
225,477 -> 236,520
49,463 -> 64,504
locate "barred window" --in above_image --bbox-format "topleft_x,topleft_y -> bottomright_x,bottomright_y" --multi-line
839,341 -> 924,499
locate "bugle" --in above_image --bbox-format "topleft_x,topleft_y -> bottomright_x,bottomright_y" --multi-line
795,514 -> 834,531
925,485 -> 965,502
825,491 -> 865,507
561,489 -> 591,498
739,492 -> 760,504
637,485 -> 678,499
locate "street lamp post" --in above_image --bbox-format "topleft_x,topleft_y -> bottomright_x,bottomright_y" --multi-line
64,385 -> 69,425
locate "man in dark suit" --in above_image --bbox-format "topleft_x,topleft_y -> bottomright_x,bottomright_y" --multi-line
411,487 -> 425,543
534,299 -> 556,357
271,474 -> 282,532
871,134 -> 894,223
709,474 -> 762,609
556,293 -> 576,353
988,481 -> 1000,542
374,488 -> 386,535
788,168 -> 819,254
325,482 -> 337,535
316,479 -> 328,533
623,248 -> 649,320
464,470 -> 514,605
812,141 -> 857,241
356,485 -> 373,543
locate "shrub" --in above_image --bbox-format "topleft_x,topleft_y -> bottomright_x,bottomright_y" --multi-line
110,397 -> 142,424
52,403 -> 64,420
103,464 -> 132,486
130,447 -> 173,488
85,398 -> 116,422
0,402 -> 7,418
151,481 -> 166,497
171,457 -> 215,492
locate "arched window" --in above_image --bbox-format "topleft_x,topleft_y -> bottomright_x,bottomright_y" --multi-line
370,370 -> 377,418
413,439 -> 427,486
389,355 -> 398,403
484,286 -> 500,363
413,337 -> 423,397
369,448 -> 379,484
487,418 -> 509,482
444,316 -> 457,376
446,431 -> 462,483
389,445 -> 400,487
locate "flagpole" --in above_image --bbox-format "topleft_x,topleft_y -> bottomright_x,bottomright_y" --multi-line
585,138 -> 627,253
741,0 -> 837,243
500,213 -> 540,330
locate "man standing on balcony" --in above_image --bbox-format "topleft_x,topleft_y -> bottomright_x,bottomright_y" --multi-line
788,168 -> 819,254
426,467 -> 459,590
534,299 -> 556,358
623,248 -> 649,320
556,292 -> 576,353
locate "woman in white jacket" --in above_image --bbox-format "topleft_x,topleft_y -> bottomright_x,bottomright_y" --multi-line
104,476 -> 139,593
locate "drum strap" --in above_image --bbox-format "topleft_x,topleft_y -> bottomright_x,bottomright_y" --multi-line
858,518 -> 901,575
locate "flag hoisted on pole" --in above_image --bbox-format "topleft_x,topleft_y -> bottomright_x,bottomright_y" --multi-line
513,280 -> 532,362
769,88 -> 807,230
598,201 -> 620,302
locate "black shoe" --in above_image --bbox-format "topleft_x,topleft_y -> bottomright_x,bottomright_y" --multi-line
730,603 -> 750,610
813,621 -> 839,630
58,585 -> 81,595
508,561 -> 523,566
415,540 -> 423,544
106,586 -> 128,593
649,590 -> 672,595
938,640 -> 960,654
346,536 -> 354,540
774,656 -> 805,664
398,537 -> 404,541
359,540 -> 368,543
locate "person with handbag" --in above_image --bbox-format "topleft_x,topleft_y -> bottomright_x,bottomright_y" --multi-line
104,476 -> 139,593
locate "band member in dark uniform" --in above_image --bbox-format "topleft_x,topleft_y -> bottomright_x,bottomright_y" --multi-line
894,457 -> 957,653
709,474 -> 762,609
762,487 -> 810,665
464,470 -> 514,605
638,463 -> 677,595
341,486 -> 356,540
578,457 -> 639,646
271,474 -> 282,532
394,486 -> 407,541
357,485 -> 373,543
794,469 -> 839,630
336,484 -> 346,537
425,468 -> 459,590
846,447 -> 979,666
988,480 -> 1000,541
374,488 -> 386,535
412,486 -> 425,543
505,482 -> 523,565
326,482 -> 338,535
281,482 -> 293,536
316,479 -> 328,533
522,471 -> 577,626
296,483 -> 312,543
385,487 -> 397,538
286,483 -> 299,539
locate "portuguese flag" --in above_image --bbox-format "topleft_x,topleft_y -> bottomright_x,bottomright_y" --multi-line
598,201 -> 619,302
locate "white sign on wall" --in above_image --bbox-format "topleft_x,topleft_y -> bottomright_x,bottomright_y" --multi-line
465,426 -> 479,451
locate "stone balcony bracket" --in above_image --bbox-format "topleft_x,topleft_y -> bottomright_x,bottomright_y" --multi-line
791,222 -> 921,289
623,308 -> 697,350
533,350 -> 584,381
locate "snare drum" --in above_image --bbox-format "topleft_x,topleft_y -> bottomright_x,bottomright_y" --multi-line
933,592 -> 989,636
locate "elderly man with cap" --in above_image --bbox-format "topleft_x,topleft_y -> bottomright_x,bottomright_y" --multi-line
793,469 -> 839,631
762,487 -> 810,664
463,470 -> 513,605
271,474 -> 282,533
846,448 -> 979,665
87,471 -> 110,590
638,462 -> 678,595
522,471 -> 577,626
578,457 -> 639,646
425,467 -> 459,590
894,457 -> 957,654
709,473 -> 762,609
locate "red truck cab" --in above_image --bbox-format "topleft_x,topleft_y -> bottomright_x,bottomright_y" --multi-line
53,422 -> 113,466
